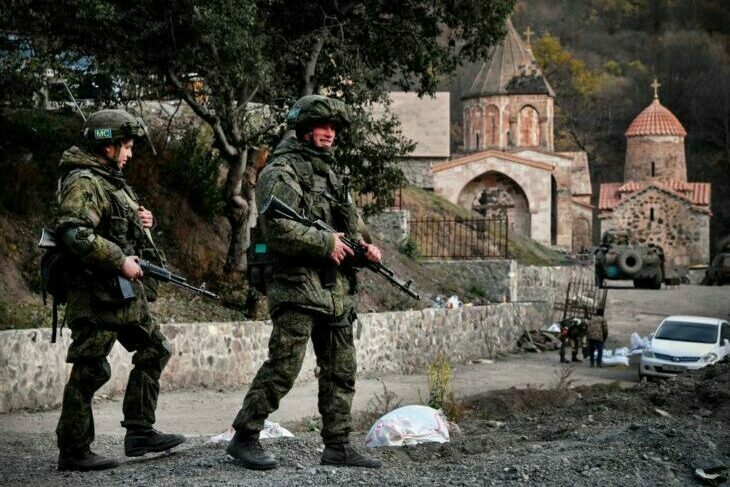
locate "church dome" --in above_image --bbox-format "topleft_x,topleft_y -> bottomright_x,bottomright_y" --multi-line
625,98 -> 687,137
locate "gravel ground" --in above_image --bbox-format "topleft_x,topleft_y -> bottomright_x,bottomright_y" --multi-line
3,364 -> 729,486
1,284 -> 727,486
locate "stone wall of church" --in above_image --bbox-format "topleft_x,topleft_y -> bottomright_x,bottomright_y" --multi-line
603,189 -> 709,271
400,158 -> 444,189
624,135 -> 687,183
571,204 -> 593,252
433,156 -> 552,245
462,94 -> 554,152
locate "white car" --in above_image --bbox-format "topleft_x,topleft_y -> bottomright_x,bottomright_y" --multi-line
639,315 -> 730,380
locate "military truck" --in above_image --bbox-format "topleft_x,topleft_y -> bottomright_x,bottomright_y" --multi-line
594,231 -> 665,289
703,239 -> 730,286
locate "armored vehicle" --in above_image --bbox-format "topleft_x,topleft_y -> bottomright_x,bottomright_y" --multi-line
594,231 -> 665,289
703,239 -> 730,286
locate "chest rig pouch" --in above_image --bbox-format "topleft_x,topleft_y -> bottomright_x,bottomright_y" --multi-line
291,157 -> 359,292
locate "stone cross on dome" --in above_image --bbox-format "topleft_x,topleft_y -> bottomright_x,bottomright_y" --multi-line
651,78 -> 661,99
523,26 -> 534,45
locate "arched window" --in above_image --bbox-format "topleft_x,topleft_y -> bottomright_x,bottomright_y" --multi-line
650,207 -> 655,222
519,106 -> 540,147
651,162 -> 656,177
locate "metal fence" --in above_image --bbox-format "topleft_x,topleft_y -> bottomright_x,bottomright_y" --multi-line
552,273 -> 607,322
409,216 -> 509,259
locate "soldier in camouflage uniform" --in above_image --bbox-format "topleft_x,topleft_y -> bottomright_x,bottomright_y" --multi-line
559,317 -> 587,363
227,95 -> 382,470
54,109 -> 184,471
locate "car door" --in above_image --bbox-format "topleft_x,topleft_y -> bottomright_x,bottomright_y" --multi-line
720,322 -> 730,359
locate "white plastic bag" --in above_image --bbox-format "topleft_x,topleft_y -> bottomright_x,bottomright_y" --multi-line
600,347 -> 630,366
630,332 -> 650,351
545,323 -> 561,333
445,295 -> 461,309
207,420 -> 294,445
365,405 -> 450,448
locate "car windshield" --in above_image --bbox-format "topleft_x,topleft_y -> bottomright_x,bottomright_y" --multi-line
655,321 -> 718,344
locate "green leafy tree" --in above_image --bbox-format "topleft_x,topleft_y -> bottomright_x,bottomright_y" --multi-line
1,0 -> 515,274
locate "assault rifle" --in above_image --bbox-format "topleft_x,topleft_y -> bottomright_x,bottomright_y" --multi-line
259,196 -> 420,300
39,228 -> 219,301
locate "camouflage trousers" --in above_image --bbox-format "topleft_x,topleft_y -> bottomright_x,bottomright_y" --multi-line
56,318 -> 171,454
559,335 -> 586,361
233,308 -> 356,445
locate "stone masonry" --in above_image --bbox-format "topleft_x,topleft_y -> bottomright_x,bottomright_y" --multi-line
0,303 -> 550,413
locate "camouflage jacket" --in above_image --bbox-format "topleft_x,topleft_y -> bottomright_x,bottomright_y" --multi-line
256,136 -> 363,318
55,146 -> 157,327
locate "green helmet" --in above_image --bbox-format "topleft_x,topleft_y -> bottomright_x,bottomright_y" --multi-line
83,109 -> 148,147
286,95 -> 351,134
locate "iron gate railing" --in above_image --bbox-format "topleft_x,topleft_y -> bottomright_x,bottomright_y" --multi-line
409,216 -> 509,259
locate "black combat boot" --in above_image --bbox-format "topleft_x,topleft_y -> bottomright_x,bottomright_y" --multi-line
571,352 -> 583,363
124,428 -> 185,457
226,434 -> 278,470
58,449 -> 119,471
321,443 -> 382,469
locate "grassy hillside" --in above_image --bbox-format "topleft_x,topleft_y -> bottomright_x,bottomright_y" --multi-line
0,109 -> 572,330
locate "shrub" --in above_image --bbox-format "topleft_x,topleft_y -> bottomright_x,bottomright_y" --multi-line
400,237 -> 420,259
425,353 -> 464,423
161,126 -> 224,218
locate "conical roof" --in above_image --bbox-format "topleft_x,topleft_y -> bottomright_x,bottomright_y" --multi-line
625,98 -> 687,137
463,19 -> 554,99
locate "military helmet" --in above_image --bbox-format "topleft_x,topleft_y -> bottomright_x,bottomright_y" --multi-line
83,109 -> 148,147
286,95 -> 351,133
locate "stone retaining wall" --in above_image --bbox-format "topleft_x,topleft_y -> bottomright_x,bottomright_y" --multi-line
421,261 -> 593,308
365,209 -> 410,247
0,303 -> 548,414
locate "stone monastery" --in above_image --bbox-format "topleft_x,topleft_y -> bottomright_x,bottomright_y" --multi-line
390,20 -> 711,266
392,20 -> 593,253
598,80 -> 711,269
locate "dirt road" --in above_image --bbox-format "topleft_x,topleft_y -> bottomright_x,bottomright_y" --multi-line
0,284 -> 727,485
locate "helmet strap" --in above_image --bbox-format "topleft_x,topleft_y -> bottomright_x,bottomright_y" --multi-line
102,143 -> 124,170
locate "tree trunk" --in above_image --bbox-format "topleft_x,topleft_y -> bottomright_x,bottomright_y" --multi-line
223,149 -> 253,274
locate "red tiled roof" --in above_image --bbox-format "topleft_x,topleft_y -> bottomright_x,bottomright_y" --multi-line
663,179 -> 692,192
599,180 -> 711,210
686,182 -> 711,205
618,181 -> 642,192
599,183 -> 622,210
625,98 -> 687,137
618,179 -> 692,194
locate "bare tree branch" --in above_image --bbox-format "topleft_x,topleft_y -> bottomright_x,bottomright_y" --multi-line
303,33 -> 325,95
167,68 -> 238,158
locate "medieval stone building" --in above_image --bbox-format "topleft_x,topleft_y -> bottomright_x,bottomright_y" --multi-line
598,82 -> 711,270
428,20 -> 593,251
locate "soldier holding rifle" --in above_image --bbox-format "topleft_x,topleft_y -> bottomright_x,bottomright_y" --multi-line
54,109 -> 185,471
227,95 -> 384,470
